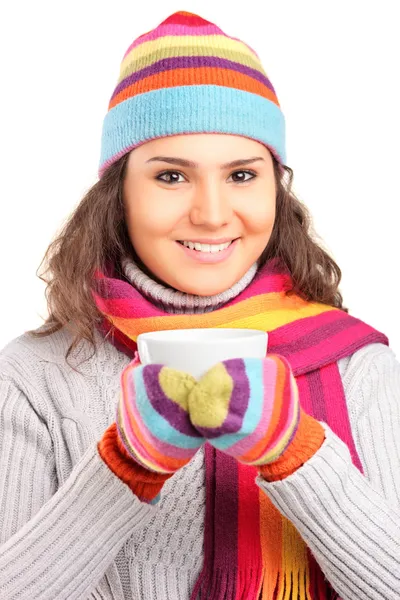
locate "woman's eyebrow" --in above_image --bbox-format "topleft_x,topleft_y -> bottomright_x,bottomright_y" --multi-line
145,156 -> 265,169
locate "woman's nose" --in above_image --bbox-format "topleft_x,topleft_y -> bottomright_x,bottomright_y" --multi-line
189,182 -> 233,229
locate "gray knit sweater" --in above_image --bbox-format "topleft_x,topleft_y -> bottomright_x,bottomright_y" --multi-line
0,264 -> 399,599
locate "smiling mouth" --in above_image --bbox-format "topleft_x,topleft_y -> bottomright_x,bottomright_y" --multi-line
175,238 -> 240,264
177,240 -> 236,253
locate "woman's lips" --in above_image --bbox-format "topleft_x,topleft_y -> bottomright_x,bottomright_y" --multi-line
176,238 -> 239,264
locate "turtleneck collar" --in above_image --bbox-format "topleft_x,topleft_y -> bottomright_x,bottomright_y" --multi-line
120,255 -> 259,315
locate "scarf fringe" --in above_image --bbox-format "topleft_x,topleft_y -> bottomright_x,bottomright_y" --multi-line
191,564 -> 336,599
265,569 -> 309,600
262,562 -> 341,600
191,566 -> 263,600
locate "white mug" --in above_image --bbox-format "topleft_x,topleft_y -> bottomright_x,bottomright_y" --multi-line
137,328 -> 268,379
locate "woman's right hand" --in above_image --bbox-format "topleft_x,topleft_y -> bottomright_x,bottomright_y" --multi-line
98,355 -> 205,504
116,356 -> 204,474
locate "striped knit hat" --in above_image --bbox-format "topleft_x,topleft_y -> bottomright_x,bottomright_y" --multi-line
98,10 -> 286,178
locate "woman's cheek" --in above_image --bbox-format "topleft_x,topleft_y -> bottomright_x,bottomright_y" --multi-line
242,203 -> 276,234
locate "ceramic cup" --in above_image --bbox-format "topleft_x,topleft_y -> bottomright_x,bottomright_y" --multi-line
137,328 -> 268,379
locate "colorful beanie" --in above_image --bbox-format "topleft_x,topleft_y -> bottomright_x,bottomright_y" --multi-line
98,10 -> 286,178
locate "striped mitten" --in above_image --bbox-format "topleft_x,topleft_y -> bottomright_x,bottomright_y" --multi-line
187,354 -> 325,481
99,356 -> 204,504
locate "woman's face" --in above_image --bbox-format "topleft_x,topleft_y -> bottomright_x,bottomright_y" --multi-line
123,133 -> 276,296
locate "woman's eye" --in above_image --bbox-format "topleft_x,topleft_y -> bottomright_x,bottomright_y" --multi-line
156,169 -> 256,185
156,171 -> 185,184
228,170 -> 256,183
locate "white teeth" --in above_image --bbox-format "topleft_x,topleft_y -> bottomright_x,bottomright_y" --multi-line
181,241 -> 232,253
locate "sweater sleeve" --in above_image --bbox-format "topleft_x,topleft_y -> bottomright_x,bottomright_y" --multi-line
255,343 -> 400,600
0,378 -> 157,600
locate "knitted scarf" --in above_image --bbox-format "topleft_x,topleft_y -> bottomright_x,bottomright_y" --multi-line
92,256 -> 389,599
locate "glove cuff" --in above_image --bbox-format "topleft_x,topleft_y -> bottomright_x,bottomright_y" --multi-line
258,408 -> 325,482
98,422 -> 172,504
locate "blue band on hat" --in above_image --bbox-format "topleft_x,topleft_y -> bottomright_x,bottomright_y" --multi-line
99,84 -> 286,176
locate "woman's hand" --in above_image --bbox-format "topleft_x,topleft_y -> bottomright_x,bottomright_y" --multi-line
187,354 -> 301,467
186,354 -> 325,481
117,356 -> 205,474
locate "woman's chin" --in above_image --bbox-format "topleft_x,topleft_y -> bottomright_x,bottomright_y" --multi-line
170,273 -> 239,296
179,285 -> 227,296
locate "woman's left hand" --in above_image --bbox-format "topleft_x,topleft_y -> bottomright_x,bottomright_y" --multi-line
187,355 -> 325,480
187,354 -> 303,467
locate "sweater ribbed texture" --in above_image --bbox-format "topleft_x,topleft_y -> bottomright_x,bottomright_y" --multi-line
0,327 -> 399,599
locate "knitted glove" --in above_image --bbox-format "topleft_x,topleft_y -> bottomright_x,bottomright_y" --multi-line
187,354 -> 325,481
98,355 -> 204,504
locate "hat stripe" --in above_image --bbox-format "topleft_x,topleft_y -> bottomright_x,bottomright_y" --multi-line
109,67 -> 280,111
111,56 -> 276,105
121,34 -> 262,73
161,11 -> 215,27
124,23 -> 225,57
120,46 -> 264,85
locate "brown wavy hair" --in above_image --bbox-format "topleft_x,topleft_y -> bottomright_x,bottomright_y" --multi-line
28,151 -> 348,361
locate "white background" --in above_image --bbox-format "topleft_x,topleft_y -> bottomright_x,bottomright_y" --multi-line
0,1 -> 399,355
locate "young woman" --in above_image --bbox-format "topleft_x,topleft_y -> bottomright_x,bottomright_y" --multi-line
0,10 -> 399,600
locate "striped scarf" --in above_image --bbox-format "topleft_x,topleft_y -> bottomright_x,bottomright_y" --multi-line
93,257 -> 389,599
